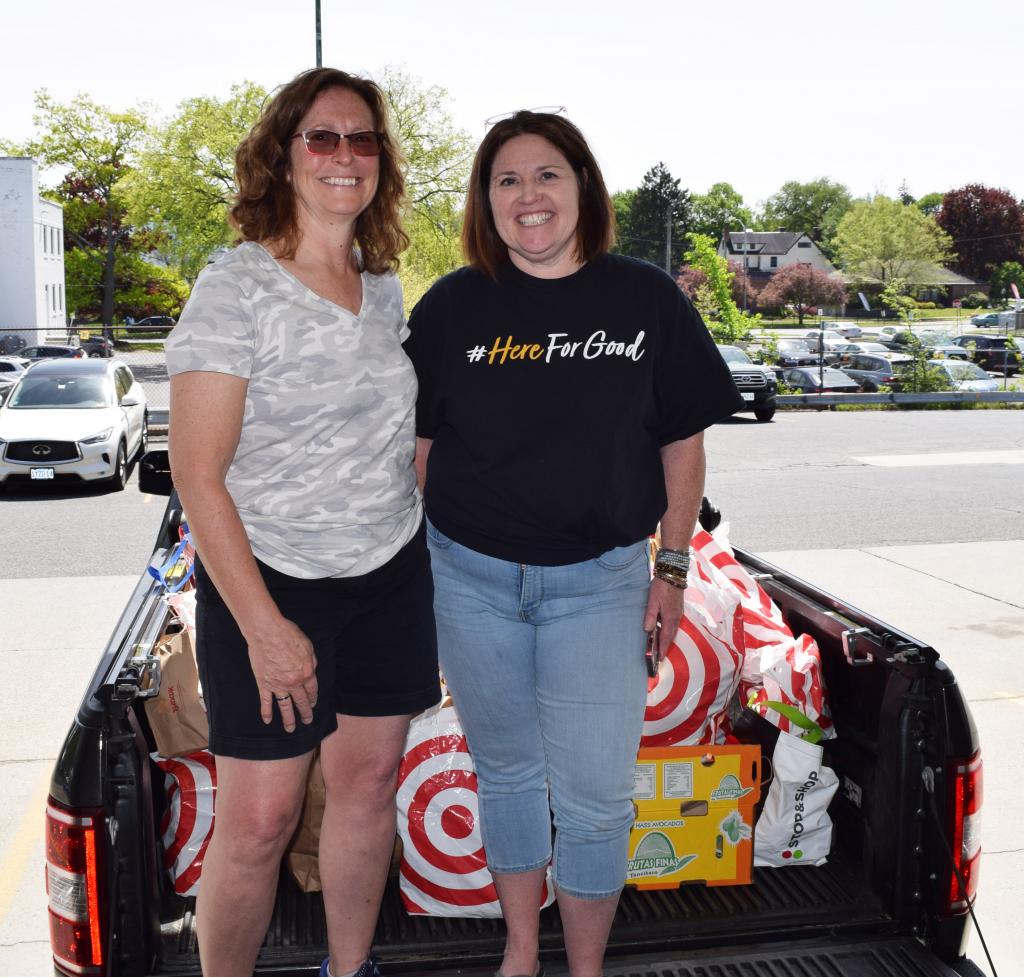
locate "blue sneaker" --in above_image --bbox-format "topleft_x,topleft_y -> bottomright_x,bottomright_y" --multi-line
319,956 -> 381,977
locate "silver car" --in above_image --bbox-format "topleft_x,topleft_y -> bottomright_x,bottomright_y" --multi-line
928,359 -> 999,392
0,359 -> 148,490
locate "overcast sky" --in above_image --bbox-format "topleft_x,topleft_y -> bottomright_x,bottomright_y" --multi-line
2,0 -> 1021,208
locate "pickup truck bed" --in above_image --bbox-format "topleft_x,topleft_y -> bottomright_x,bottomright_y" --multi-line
47,490 -> 981,977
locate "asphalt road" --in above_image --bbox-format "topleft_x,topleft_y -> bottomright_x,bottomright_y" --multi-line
0,411 -> 1021,975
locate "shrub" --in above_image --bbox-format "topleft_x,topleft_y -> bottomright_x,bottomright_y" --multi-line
914,300 -> 937,309
960,292 -> 990,309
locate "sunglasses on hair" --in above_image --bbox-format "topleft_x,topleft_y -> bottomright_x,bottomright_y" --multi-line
291,128 -> 384,156
483,105 -> 568,129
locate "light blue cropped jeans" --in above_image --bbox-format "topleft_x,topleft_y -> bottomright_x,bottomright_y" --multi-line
426,518 -> 650,899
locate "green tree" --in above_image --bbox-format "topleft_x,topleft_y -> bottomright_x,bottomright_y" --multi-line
758,178 -> 852,256
610,190 -> 635,255
915,191 -> 944,217
691,182 -> 752,240
878,278 -> 917,323
833,196 -> 953,285
990,260 -> 1024,304
4,91 -> 150,331
681,233 -> 760,344
618,163 -> 692,272
378,67 -> 473,306
126,82 -> 266,280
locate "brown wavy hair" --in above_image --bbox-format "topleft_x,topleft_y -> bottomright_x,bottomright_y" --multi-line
231,68 -> 408,274
462,111 -> 615,279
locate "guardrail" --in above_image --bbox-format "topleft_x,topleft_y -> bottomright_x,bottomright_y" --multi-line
777,390 -> 1024,406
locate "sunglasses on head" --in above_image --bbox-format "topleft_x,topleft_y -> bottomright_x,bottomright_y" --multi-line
483,105 -> 568,129
291,128 -> 384,157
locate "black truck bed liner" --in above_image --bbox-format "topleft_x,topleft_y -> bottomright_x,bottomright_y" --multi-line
159,852 -> 894,975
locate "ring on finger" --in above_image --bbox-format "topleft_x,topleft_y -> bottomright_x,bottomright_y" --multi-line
275,693 -> 290,702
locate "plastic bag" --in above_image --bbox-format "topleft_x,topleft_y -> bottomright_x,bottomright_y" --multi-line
747,634 -> 835,739
396,703 -> 554,917
753,727 -> 838,867
642,573 -> 744,746
153,750 -> 217,895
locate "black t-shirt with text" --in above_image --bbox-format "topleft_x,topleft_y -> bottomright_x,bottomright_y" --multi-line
403,253 -> 743,565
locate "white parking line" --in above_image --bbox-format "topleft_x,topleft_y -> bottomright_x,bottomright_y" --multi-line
854,450 -> 1024,468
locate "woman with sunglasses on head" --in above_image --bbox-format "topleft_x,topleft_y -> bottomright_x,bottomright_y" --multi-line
403,111 -> 742,977
166,68 -> 440,977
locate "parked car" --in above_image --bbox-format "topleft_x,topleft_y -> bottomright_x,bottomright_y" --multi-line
20,344 -> 87,361
804,329 -> 848,354
716,345 -> 777,422
80,335 -> 115,358
775,338 -> 822,367
841,352 -> 915,391
0,358 -> 148,490
834,341 -> 890,364
781,366 -> 861,393
820,320 -> 862,339
0,355 -> 29,376
949,335 -> 1021,374
928,359 -> 999,392
0,356 -> 29,405
0,333 -> 27,355
969,310 -> 1017,328
127,315 -> 176,331
915,332 -> 971,361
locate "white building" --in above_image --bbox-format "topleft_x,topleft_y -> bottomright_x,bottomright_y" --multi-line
0,157 -> 66,342
718,230 -> 838,276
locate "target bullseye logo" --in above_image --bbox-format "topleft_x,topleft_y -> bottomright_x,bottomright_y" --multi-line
397,722 -> 502,916
642,592 -> 743,748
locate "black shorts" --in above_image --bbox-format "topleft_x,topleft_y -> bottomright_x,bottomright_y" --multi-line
194,520 -> 440,760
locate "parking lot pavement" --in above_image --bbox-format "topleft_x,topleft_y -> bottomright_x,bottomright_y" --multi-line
762,540 -> 1024,974
0,573 -> 140,977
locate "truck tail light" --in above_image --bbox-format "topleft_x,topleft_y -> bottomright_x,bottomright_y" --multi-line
942,751 -> 983,915
46,799 -> 105,975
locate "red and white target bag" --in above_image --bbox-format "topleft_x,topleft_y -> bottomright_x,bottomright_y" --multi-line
152,750 -> 217,896
396,703 -> 555,917
747,634 -> 835,739
641,570 -> 744,747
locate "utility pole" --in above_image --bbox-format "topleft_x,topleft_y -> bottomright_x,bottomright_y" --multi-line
665,209 -> 672,275
315,0 -> 322,67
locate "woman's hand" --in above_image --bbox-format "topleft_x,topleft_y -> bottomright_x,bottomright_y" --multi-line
643,576 -> 685,665
246,616 -> 319,733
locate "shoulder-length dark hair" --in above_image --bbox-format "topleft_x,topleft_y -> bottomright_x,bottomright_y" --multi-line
462,111 -> 615,279
231,67 -> 408,275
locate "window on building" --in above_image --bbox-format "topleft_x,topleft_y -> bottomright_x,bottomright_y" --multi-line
770,256 -> 778,268
797,241 -> 812,248
45,284 -> 50,310
59,285 -> 65,311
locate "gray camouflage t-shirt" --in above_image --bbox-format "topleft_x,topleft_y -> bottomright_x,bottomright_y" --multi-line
165,242 -> 420,579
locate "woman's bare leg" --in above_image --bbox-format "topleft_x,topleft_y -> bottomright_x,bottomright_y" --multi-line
196,753 -> 312,977
557,888 -> 620,977
318,714 -> 413,974
493,868 -> 546,975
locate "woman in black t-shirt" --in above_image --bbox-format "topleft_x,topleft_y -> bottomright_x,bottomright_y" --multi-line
404,111 -> 742,977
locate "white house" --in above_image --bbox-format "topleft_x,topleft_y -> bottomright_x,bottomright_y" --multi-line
718,230 -> 838,276
0,157 -> 66,342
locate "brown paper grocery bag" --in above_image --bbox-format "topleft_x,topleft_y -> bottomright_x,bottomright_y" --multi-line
287,754 -> 326,892
285,753 -> 404,893
144,625 -> 209,757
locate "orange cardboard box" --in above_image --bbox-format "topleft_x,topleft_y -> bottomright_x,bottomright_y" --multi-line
628,745 -> 761,889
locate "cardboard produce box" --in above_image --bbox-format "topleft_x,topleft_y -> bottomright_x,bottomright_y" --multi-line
627,746 -> 761,889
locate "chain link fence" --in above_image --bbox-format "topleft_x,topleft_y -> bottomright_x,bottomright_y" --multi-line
1,324 -> 171,418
